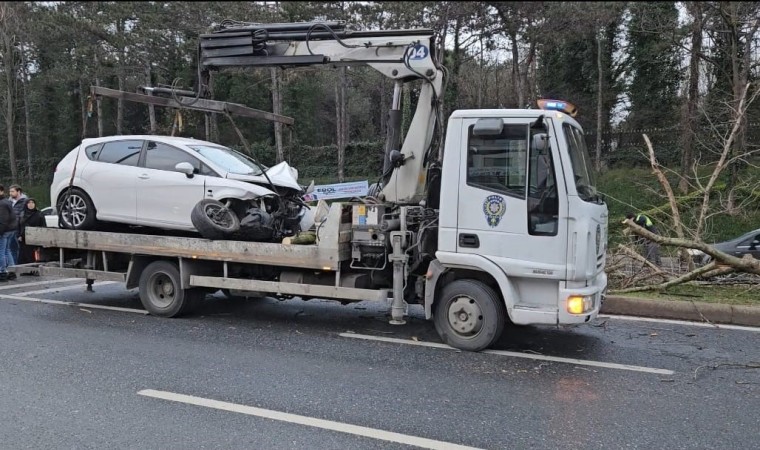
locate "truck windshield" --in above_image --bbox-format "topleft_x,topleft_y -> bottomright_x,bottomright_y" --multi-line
188,145 -> 264,175
562,123 -> 600,203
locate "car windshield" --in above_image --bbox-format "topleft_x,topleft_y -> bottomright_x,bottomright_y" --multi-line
188,145 -> 265,175
562,123 -> 601,203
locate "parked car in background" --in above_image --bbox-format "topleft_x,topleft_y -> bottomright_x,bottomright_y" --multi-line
689,228 -> 760,265
40,206 -> 59,228
51,135 -> 313,241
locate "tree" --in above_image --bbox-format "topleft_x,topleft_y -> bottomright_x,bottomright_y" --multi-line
0,2 -> 20,182
677,2 -> 704,193
624,2 -> 681,132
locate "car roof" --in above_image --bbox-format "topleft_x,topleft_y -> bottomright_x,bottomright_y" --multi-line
716,228 -> 760,246
79,135 -> 224,148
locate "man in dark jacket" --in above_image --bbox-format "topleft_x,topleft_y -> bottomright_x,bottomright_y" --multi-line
8,185 -> 27,265
0,193 -> 18,281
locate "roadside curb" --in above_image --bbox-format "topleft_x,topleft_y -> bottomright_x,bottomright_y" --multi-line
601,296 -> 760,327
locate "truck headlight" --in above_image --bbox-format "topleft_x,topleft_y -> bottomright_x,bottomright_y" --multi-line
567,295 -> 594,314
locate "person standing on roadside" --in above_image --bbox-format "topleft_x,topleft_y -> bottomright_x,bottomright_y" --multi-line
0,187 -> 18,281
8,185 -> 27,264
18,198 -> 46,265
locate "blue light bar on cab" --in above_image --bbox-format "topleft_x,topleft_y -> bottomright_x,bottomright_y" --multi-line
537,99 -> 578,117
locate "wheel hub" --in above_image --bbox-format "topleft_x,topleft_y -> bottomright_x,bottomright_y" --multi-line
447,296 -> 483,335
149,273 -> 175,309
204,204 -> 234,229
63,195 -> 87,227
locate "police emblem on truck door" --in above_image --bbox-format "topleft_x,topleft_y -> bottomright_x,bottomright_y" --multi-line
483,195 -> 506,227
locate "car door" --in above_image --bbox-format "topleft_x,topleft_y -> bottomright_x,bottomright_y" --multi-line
135,141 -> 211,229
80,139 -> 144,221
455,117 -> 568,276
735,233 -> 760,259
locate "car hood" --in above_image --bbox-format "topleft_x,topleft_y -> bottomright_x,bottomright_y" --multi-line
225,161 -> 302,191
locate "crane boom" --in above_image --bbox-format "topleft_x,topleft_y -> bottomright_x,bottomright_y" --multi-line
197,21 -> 446,205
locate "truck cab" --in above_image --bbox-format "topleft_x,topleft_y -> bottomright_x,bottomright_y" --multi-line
430,105 -> 607,347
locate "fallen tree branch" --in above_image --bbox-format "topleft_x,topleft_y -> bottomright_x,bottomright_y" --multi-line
610,261 -> 728,294
622,220 -> 760,275
616,244 -> 671,279
701,265 -> 737,279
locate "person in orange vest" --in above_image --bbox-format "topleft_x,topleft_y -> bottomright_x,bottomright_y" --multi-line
626,212 -> 661,265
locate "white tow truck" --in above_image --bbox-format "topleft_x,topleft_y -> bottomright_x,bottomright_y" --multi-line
16,21 -> 608,351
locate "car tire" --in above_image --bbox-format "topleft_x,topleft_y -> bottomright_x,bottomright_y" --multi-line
57,187 -> 98,230
191,199 -> 241,240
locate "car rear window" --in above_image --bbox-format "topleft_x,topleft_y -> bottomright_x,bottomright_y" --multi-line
98,140 -> 143,166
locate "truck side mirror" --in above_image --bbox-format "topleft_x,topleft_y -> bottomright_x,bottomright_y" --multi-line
175,162 -> 195,178
532,133 -> 548,152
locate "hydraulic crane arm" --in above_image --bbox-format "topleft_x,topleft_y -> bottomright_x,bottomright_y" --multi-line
198,21 -> 446,205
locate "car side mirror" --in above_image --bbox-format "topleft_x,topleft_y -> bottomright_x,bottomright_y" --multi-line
175,162 -> 195,178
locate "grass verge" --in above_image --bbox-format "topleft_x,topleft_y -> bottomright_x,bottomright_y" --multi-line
621,283 -> 760,306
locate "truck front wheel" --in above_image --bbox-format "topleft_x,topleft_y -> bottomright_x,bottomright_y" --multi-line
433,279 -> 506,351
139,261 -> 204,317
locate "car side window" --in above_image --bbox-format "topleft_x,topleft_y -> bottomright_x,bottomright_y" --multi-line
144,141 -> 216,176
98,140 -> 143,166
85,143 -> 103,160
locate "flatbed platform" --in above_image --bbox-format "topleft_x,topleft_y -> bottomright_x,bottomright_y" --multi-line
25,227 -> 348,270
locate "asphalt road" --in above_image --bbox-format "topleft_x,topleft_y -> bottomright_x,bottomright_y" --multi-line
1,276 -> 759,449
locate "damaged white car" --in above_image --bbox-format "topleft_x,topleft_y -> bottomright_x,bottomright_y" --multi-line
51,135 -> 313,241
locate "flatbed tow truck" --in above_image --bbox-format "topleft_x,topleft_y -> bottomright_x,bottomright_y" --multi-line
12,21 -> 608,351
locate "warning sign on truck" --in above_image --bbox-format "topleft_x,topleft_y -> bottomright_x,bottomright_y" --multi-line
303,180 -> 369,202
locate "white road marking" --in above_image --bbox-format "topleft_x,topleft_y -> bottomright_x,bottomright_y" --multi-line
16,281 -> 119,297
0,293 -> 147,315
339,333 -> 674,376
138,389 -> 481,450
598,314 -> 760,333
0,277 -> 80,291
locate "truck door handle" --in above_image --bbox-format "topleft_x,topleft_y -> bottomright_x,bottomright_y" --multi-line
138,174 -> 150,179
459,233 -> 480,248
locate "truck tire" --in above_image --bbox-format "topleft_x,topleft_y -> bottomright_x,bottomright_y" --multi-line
57,187 -> 98,230
139,260 -> 204,317
433,279 -> 506,351
191,199 -> 240,240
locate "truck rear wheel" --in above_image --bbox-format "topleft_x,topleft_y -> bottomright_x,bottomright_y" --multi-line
139,261 -> 204,317
433,279 -> 506,351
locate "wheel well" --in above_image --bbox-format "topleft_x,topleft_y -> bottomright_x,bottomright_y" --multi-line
435,269 -> 502,307
57,186 -> 90,205
57,186 -> 98,217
